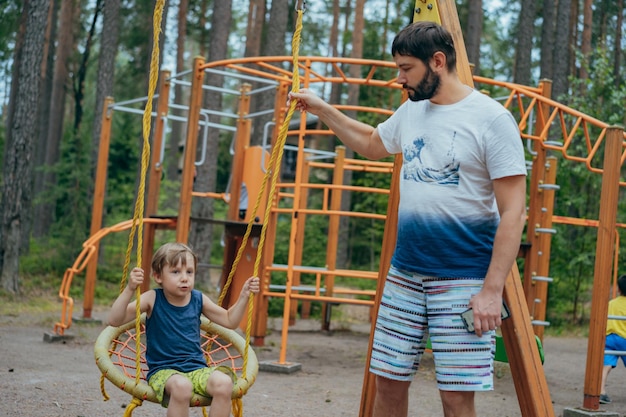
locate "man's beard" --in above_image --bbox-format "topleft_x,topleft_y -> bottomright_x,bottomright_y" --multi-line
405,67 -> 440,102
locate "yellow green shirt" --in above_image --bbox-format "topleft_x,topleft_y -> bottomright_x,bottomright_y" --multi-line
606,295 -> 626,337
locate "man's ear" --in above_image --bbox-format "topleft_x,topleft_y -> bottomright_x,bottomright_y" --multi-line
430,51 -> 447,72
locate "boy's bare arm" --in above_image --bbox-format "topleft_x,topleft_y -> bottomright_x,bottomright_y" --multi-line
107,267 -> 145,326
202,276 -> 260,329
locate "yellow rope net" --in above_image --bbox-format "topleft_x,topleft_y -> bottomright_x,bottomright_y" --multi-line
100,2 -> 307,416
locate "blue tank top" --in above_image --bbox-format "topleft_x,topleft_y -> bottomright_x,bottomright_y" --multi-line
146,289 -> 207,380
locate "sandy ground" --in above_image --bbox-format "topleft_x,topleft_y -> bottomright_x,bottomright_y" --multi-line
1,305 -> 626,417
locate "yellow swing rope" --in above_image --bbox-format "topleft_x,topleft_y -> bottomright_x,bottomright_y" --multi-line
123,0 -> 165,385
217,5 -> 306,417
99,0 -> 166,406
100,3 -> 306,417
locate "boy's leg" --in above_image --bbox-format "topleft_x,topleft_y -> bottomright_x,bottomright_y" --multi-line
205,370 -> 234,417
164,374 -> 193,417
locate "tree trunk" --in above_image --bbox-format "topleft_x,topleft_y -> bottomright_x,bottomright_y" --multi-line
552,0 -> 572,101
613,0 -> 623,87
244,0 -> 265,59
250,0 -> 288,147
188,0 -> 233,287
33,0 -> 57,215
32,0 -> 78,238
579,0 -> 593,82
0,0 -> 50,293
338,0 -> 365,270
513,0 -> 535,86
91,0 -> 120,189
539,0 -> 555,81
465,0 -> 483,75
165,0 -> 188,182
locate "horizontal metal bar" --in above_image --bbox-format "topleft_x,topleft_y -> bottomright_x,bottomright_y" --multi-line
538,183 -> 560,190
532,276 -> 554,282
535,228 -> 557,234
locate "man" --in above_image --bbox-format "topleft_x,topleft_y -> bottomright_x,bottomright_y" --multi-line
600,274 -> 626,404
289,21 -> 527,417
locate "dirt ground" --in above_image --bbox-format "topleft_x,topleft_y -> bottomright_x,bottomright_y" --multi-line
1,304 -> 626,417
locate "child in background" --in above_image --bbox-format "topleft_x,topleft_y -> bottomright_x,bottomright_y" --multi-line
108,242 -> 260,417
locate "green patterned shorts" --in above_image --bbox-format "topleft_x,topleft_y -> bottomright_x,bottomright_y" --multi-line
148,366 -> 236,407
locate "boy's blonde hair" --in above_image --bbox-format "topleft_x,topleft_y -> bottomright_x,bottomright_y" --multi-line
151,242 -> 198,276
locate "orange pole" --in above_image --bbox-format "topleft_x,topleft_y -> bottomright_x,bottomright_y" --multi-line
226,83 -> 251,221
218,83 -> 251,313
277,94 -> 309,364
321,146 -> 346,330
82,96 -> 114,319
141,70 -> 171,291
290,157 -> 310,323
253,80 -> 292,345
176,57 -> 205,243
582,126 -> 623,410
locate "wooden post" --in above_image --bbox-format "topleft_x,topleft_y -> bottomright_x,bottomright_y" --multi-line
176,57 -> 205,243
82,96 -> 114,319
524,80 -> 557,340
359,155 -> 401,417
582,126 -> 623,410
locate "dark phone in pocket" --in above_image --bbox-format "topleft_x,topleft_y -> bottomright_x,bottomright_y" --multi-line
460,302 -> 511,333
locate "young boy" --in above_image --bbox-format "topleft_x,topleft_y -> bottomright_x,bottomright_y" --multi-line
600,274 -> 626,404
108,242 -> 260,417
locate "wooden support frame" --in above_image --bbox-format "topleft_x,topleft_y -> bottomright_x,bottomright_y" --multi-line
581,127 -> 623,410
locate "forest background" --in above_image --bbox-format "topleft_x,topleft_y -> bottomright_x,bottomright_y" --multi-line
0,0 -> 625,331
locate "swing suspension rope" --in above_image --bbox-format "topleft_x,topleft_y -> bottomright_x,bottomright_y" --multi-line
100,1 -> 307,416
218,1 -> 306,381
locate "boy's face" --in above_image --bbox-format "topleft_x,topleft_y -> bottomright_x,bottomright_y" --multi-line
154,252 -> 196,299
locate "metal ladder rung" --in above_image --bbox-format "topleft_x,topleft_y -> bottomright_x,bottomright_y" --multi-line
531,320 -> 551,326
532,275 -> 554,283
535,228 -> 557,234
538,183 -> 560,191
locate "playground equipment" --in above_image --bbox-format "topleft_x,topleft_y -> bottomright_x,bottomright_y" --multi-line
50,0 -> 626,415
94,315 -> 258,416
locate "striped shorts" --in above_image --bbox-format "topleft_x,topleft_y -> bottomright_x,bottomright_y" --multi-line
369,265 -> 495,391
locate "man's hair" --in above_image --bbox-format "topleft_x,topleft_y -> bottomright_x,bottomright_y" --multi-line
618,274 -> 626,296
151,242 -> 198,275
391,21 -> 457,71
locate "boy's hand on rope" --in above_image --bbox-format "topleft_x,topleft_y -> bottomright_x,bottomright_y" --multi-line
288,89 -> 327,115
128,267 -> 145,292
240,276 -> 260,298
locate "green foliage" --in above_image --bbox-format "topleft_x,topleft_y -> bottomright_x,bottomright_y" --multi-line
0,1 -> 20,63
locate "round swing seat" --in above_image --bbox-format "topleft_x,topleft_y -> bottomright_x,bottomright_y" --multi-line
94,314 -> 258,408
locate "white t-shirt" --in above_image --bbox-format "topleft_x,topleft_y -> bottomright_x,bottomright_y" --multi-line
377,89 -> 526,277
